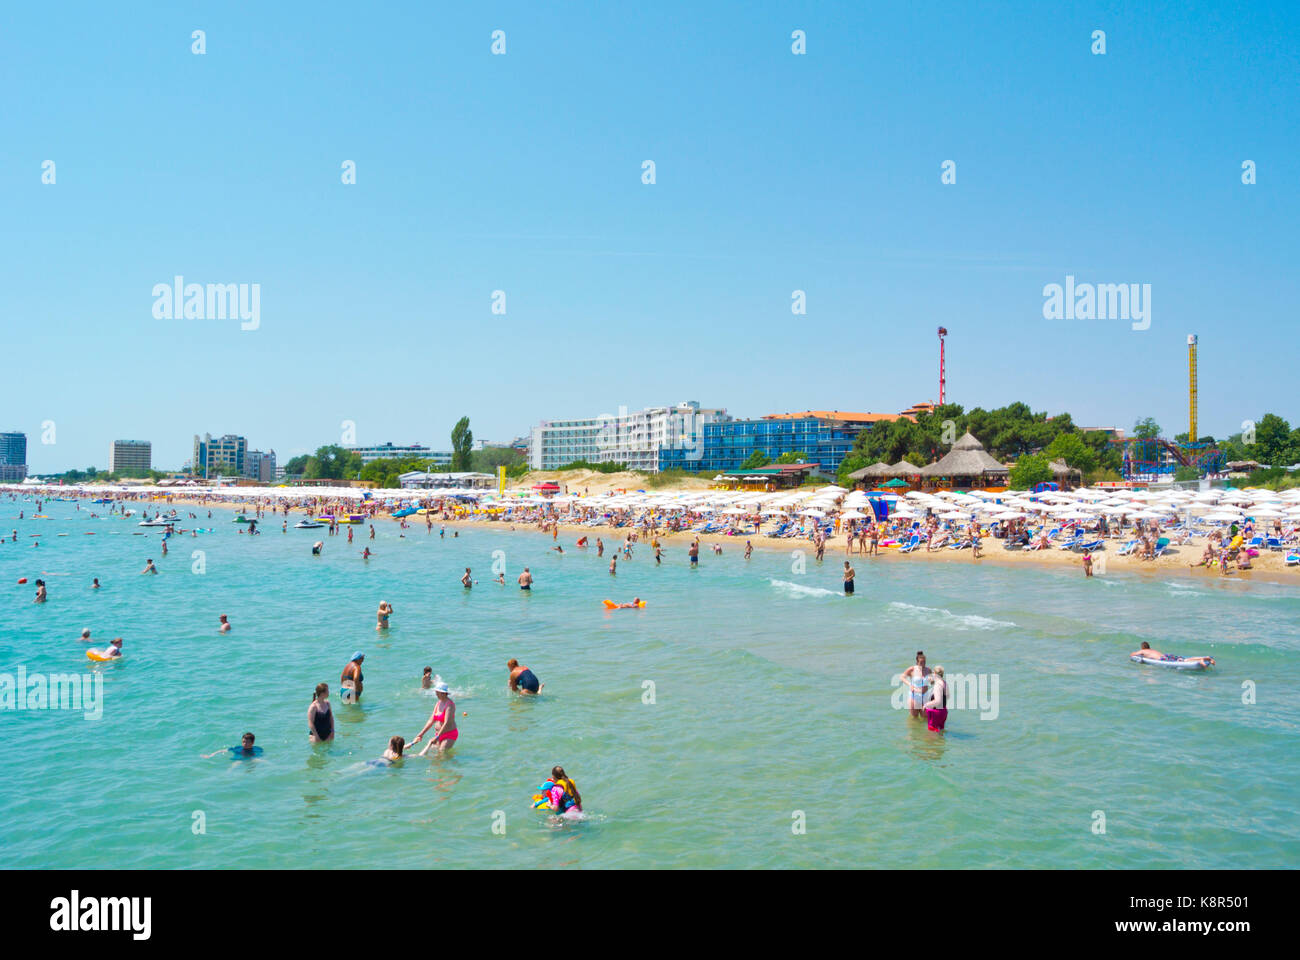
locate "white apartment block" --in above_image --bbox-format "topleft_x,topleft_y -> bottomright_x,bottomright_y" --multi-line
529,401 -> 727,472
109,440 -> 152,473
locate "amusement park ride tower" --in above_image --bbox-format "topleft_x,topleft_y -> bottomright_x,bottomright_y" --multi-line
1112,332 -> 1221,480
937,327 -> 947,404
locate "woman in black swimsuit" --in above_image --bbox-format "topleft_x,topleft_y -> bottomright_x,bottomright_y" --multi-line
308,683 -> 334,743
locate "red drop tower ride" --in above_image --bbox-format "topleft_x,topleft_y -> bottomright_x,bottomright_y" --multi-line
937,326 -> 947,404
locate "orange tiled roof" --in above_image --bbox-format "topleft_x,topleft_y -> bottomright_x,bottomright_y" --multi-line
762,411 -> 904,422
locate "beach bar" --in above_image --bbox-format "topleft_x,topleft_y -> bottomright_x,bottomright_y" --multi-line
917,432 -> 1009,490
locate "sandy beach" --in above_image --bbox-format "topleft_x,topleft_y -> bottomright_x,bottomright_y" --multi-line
71,483 -> 1300,586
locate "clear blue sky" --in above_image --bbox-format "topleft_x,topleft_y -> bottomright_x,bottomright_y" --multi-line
3,1 -> 1296,471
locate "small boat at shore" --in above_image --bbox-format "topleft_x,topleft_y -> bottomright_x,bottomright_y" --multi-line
392,507 -> 417,518
139,514 -> 181,527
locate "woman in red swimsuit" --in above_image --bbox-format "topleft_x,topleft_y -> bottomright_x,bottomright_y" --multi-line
410,681 -> 458,755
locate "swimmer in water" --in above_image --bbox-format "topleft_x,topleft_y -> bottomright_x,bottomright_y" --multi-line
421,667 -> 433,689
204,732 -> 262,759
609,556 -> 617,575
340,652 -> 365,703
410,681 -> 457,755
1130,640 -> 1214,666
34,579 -> 47,603
461,567 -> 473,588
362,547 -> 372,560
901,651 -> 930,719
744,540 -> 753,559
494,573 -> 505,585
312,541 -> 324,556
308,683 -> 335,742
101,637 -> 124,658
79,628 -> 92,643
376,601 -> 393,630
141,558 -> 158,575
609,598 -> 643,609
507,658 -> 543,695
380,736 -> 405,763
92,578 -> 100,589
518,568 -> 532,590
543,765 -> 583,819
218,614 -> 231,633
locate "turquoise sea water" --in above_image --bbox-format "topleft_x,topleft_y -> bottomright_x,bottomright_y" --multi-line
2,499 -> 1298,869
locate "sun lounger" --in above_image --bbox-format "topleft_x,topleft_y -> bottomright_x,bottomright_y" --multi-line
898,534 -> 921,554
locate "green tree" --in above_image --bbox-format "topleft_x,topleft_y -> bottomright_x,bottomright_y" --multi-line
836,453 -> 870,487
471,446 -> 526,474
1043,432 -> 1098,476
281,454 -> 310,475
740,450 -> 770,469
1253,413 -> 1294,466
1008,454 -> 1053,490
776,451 -> 809,464
1133,417 -> 1161,441
451,417 -> 473,472
303,445 -> 362,480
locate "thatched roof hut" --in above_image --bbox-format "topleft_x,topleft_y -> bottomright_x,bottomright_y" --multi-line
919,432 -> 1009,481
846,461 -> 892,481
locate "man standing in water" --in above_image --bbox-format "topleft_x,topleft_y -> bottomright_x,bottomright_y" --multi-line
518,567 -> 533,590
688,539 -> 699,567
842,560 -> 855,595
341,652 -> 365,703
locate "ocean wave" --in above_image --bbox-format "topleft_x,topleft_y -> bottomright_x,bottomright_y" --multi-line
769,579 -> 841,599
887,601 -> 1014,631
